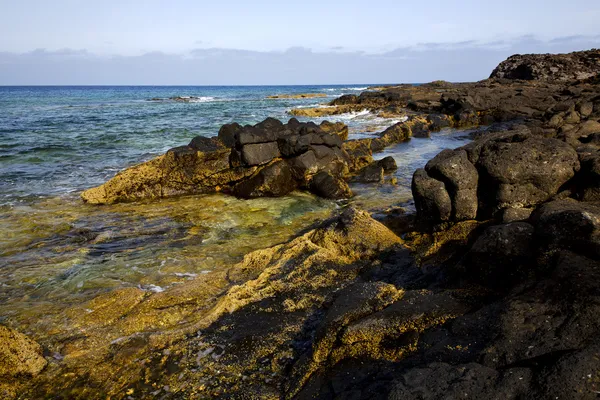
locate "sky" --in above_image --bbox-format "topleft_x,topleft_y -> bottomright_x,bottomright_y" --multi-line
0,0 -> 599,84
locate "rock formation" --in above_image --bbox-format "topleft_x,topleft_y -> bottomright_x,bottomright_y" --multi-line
8,48 -> 600,400
490,48 -> 600,81
81,118 -> 354,203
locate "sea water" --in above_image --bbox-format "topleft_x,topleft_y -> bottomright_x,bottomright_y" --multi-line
0,85 -> 471,329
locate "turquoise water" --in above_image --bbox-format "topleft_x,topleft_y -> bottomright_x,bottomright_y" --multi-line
0,85 -> 377,204
0,85 -> 471,331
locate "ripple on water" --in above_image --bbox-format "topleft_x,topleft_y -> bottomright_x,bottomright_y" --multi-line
0,192 -> 337,328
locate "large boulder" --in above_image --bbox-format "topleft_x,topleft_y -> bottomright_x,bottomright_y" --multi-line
475,136 -> 579,215
233,160 -> 297,198
530,199 -> 600,258
309,171 -> 353,199
412,130 -> 581,223
489,49 -> 600,81
412,168 -> 452,222
425,149 -> 478,220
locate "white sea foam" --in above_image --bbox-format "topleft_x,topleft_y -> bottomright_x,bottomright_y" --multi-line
335,109 -> 372,120
174,272 -> 198,278
140,284 -> 165,293
186,96 -> 216,103
324,87 -> 368,91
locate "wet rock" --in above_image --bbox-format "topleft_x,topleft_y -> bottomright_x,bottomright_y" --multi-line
352,164 -> 384,183
309,171 -> 353,199
0,325 -> 47,377
343,139 -> 374,172
378,156 -> 397,172
427,114 -> 451,131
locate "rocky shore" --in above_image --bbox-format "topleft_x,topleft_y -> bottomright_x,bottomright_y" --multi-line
3,49 -> 600,399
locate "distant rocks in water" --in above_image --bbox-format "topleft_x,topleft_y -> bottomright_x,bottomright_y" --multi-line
81,118 -> 359,204
266,93 -> 327,99
149,96 -> 215,103
490,48 -> 600,81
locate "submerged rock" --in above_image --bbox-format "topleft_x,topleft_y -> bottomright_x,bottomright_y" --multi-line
0,325 -> 47,377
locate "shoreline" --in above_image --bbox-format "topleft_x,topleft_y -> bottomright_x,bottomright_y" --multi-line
2,49 -> 600,399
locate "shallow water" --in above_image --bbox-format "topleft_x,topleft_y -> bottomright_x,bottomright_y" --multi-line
0,85 -> 471,332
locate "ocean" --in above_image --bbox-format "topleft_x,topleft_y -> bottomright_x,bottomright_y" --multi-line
0,85 -> 471,329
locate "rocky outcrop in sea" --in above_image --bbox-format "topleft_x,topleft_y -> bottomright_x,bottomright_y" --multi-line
3,49 -> 600,399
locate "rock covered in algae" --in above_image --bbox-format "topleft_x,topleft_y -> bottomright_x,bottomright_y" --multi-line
0,325 -> 47,377
81,118 -> 354,204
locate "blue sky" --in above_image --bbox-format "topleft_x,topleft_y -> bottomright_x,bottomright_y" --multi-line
0,0 -> 599,84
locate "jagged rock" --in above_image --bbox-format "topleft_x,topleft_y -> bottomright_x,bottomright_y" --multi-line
352,163 -> 384,183
82,118 -> 355,203
343,139 -> 374,172
0,325 -> 47,377
311,171 -> 353,199
319,121 -> 349,141
370,122 -> 412,152
489,49 -> 600,81
309,171 -> 353,199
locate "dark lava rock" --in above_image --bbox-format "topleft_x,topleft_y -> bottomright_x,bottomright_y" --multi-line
218,122 -> 243,148
378,156 -> 397,172
463,222 -> 535,288
240,142 -> 281,166
413,129 -> 581,223
530,199 -> 600,258
188,136 -> 225,152
233,161 -> 297,198
490,49 -> 600,81
425,149 -> 478,220
412,168 -> 452,222
352,164 -> 384,183
309,171 -> 353,199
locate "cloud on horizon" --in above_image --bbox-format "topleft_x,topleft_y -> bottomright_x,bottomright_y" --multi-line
0,35 -> 598,85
